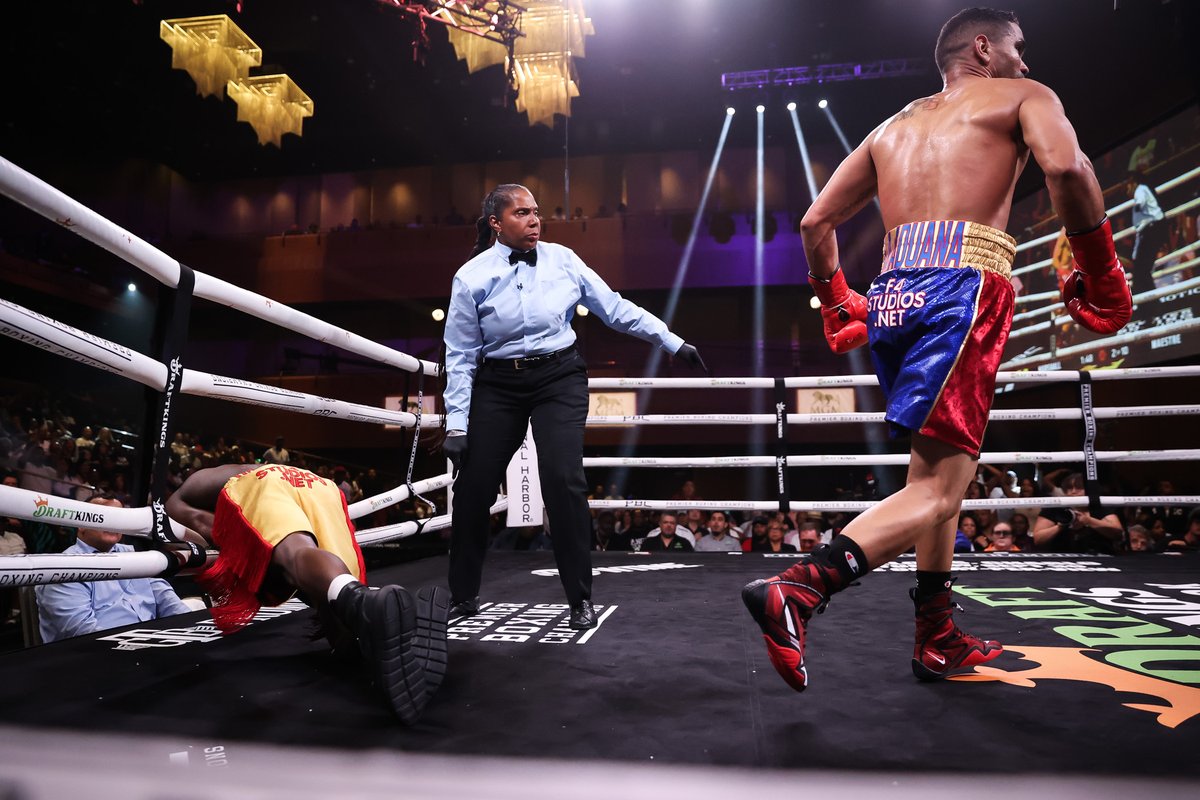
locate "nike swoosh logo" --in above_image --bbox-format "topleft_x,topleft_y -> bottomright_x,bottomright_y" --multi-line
926,651 -> 946,665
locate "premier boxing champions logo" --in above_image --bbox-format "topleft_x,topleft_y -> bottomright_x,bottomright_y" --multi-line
448,602 -> 614,645
952,583 -> 1200,729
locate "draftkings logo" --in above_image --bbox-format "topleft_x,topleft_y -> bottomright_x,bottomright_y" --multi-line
30,495 -> 106,524
449,602 -> 615,645
952,582 -> 1200,729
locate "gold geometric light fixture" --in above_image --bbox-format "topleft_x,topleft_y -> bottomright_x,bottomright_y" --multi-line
226,75 -> 315,147
160,14 -> 312,146
441,0 -> 594,127
159,15 -> 262,98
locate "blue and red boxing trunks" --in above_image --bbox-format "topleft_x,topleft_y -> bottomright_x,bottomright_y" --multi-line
867,220 -> 1017,456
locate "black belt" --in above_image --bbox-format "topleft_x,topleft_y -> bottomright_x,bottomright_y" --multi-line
484,346 -> 575,370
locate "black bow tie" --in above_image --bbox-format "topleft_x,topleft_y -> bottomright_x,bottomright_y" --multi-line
509,248 -> 537,266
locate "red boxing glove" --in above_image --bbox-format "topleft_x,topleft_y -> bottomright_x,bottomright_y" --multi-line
1063,217 -> 1132,335
809,267 -> 869,354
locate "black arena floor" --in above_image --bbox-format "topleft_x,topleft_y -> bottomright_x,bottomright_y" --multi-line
1,552 -> 1199,786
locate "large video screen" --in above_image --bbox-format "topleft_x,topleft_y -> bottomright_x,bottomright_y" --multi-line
1000,104 -> 1199,371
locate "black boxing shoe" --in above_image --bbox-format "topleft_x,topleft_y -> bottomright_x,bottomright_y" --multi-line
334,582 -> 427,724
414,586 -> 450,702
449,595 -> 480,619
569,599 -> 597,630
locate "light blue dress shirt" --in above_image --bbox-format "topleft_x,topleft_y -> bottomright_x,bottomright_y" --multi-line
443,240 -> 683,431
1132,184 -> 1164,230
36,539 -> 193,643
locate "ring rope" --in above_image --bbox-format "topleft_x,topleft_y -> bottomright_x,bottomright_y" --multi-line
1001,316 -> 1200,369
585,405 -> 1200,426
346,474 -> 452,521
1012,165 -> 1200,254
0,298 -> 432,428
587,364 -> 1200,391
588,494 -> 1200,514
582,449 -> 1200,469
0,156 -> 439,377
1012,262 -> 1200,327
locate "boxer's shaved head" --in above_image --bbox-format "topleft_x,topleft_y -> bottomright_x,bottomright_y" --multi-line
935,8 -> 1020,75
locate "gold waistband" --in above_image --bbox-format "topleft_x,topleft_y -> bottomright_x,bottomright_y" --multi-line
881,220 -> 1015,279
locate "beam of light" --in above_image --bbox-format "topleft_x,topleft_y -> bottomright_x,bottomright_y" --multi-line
656,108 -> 734,333
750,96 -> 768,500
607,108 -> 736,494
822,102 -> 882,214
786,104 -> 820,205
754,104 -> 766,377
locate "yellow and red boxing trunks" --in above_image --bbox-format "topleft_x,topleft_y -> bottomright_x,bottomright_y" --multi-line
199,465 -> 365,633
867,220 -> 1016,456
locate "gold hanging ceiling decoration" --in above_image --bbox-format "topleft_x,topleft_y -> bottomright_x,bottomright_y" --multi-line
226,75 -> 315,147
159,15 -> 262,98
443,0 -> 593,127
380,0 -> 592,128
160,14 -> 313,146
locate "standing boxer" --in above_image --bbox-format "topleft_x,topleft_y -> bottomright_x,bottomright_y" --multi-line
743,7 -> 1130,691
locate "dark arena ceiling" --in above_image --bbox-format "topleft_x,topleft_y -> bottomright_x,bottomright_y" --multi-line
2,0 -> 1196,187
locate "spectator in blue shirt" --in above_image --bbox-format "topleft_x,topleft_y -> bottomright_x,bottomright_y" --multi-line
36,495 -> 191,643
442,184 -> 706,630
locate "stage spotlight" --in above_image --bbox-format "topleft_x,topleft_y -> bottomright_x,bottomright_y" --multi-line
755,104 -> 765,113
726,106 -> 736,116
786,101 -> 797,111
809,295 -> 821,310
126,282 -> 137,293
818,99 -> 828,109
431,308 -> 445,322
576,304 -> 589,317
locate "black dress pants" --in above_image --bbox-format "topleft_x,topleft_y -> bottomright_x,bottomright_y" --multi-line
448,349 -> 593,607
1131,219 -> 1167,295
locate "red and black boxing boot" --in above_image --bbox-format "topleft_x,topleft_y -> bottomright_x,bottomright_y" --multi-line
742,537 -> 868,692
910,578 -> 1002,681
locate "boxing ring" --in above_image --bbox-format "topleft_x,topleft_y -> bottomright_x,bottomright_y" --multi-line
2,155 -> 1200,794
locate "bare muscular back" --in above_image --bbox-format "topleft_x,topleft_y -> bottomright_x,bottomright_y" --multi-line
870,77 -> 1038,233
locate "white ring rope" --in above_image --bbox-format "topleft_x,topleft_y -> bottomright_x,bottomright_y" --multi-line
586,405 -> 1200,426
1011,269 -> 1200,331
588,365 -> 1200,390
589,494 -> 1200,514
583,449 -> 1200,469
0,551 -> 176,587
0,297 -> 435,428
1002,315 -> 1200,369
0,156 -> 439,377
0,477 -> 460,585
355,498 -> 506,547
1012,165 -> 1200,254
346,474 -> 453,520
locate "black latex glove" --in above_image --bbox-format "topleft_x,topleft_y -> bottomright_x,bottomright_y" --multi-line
676,343 -> 709,374
443,433 -> 468,476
